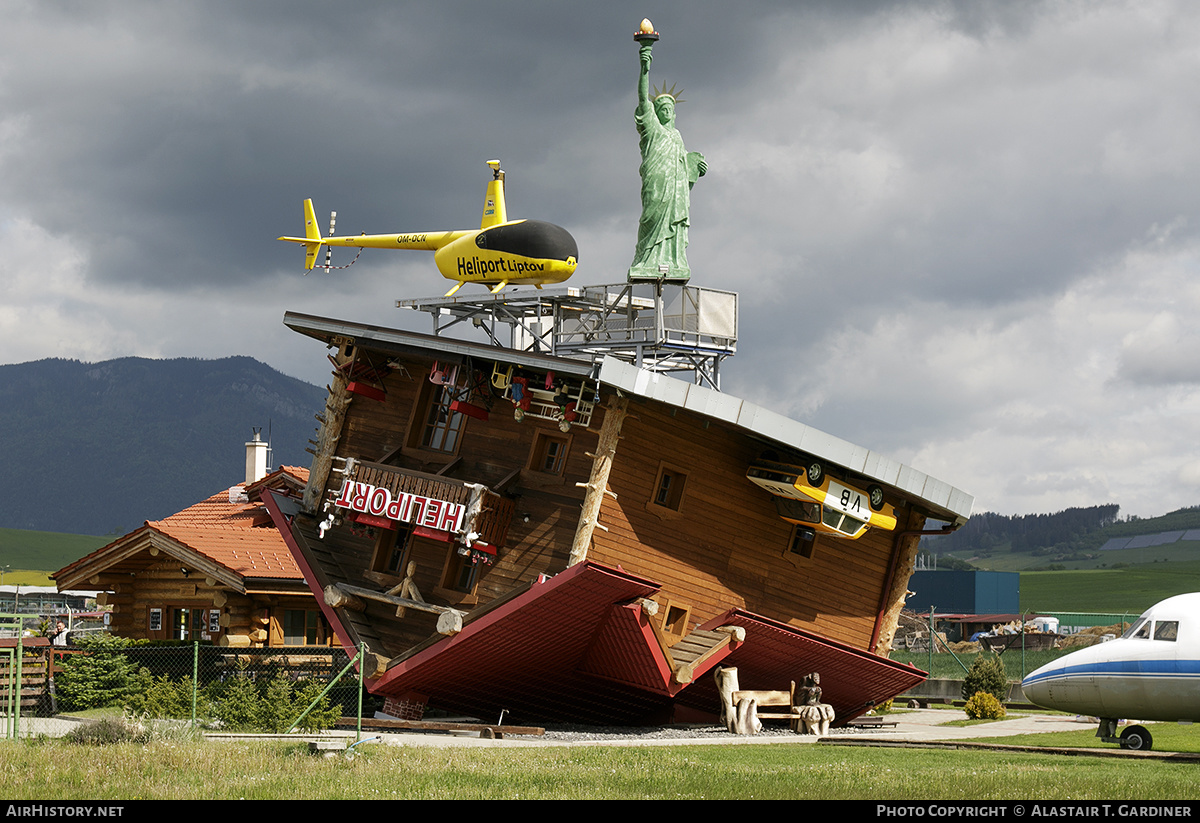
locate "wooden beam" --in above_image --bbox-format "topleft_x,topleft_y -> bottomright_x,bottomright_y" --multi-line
874,509 -> 927,656
331,583 -> 465,635
568,395 -> 628,567
343,716 -> 545,736
303,344 -> 355,513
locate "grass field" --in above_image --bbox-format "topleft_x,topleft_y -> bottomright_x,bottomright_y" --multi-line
948,538 -> 1200,574
0,527 -> 107,586
978,721 -> 1200,753
1019,559 -> 1200,613
2,736 -> 1198,800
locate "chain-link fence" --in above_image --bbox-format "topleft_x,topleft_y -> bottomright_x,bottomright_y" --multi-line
6,635 -> 369,733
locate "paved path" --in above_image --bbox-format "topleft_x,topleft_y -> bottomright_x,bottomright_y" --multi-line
835,707 -> 1097,744
6,709 -> 1098,749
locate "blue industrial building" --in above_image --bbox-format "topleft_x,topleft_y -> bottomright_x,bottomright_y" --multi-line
908,570 -> 1019,615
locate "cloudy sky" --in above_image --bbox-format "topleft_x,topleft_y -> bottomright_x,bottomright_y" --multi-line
5,0 -> 1200,520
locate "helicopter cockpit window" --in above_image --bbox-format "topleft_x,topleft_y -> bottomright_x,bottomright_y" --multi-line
1153,620 -> 1179,641
1124,619 -> 1151,639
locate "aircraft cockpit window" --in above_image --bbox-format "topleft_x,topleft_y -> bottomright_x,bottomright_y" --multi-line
1153,620 -> 1179,641
1124,618 -> 1151,639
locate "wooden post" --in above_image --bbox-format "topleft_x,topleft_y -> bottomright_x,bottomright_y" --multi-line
303,345 -> 355,514
875,509 -> 927,656
567,395 -> 628,567
714,666 -> 739,731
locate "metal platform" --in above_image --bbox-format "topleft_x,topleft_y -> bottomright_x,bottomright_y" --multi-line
397,281 -> 737,389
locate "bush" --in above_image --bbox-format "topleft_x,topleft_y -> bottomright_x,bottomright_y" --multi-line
128,675 -> 195,719
291,677 -> 342,733
962,653 -> 1008,702
56,635 -> 152,711
206,665 -> 262,731
202,664 -> 341,732
65,714 -> 152,746
964,691 -> 1006,720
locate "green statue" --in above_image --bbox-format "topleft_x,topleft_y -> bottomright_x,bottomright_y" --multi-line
629,28 -> 706,282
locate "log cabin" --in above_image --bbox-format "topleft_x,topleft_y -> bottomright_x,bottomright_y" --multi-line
53,452 -> 329,648
265,308 -> 973,725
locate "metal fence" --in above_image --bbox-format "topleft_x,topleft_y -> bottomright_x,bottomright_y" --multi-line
2,637 -> 370,736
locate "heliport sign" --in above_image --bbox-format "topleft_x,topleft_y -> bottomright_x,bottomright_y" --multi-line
332,479 -> 466,534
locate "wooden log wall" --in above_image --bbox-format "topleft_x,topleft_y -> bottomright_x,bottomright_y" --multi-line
589,395 -> 909,650
100,560 -> 318,647
309,351 -> 599,657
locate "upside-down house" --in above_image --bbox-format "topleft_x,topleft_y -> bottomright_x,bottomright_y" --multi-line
266,290 -> 972,726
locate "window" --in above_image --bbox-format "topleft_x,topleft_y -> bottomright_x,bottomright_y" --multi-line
446,552 -> 480,594
529,430 -> 570,475
1126,619 -> 1152,639
171,607 -> 205,641
1154,620 -> 1179,641
438,544 -> 495,601
648,462 -> 688,514
371,527 -> 412,576
283,609 -> 322,646
788,524 -> 817,559
418,384 -> 466,453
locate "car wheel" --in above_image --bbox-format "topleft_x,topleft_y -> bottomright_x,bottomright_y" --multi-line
1120,725 -> 1152,751
868,485 -> 885,511
806,461 -> 824,487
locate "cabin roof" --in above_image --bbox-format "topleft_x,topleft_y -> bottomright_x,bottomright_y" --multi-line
282,311 -> 973,525
352,559 -> 924,725
53,466 -> 309,591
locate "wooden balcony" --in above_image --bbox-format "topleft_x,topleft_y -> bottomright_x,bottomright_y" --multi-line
329,459 -> 514,548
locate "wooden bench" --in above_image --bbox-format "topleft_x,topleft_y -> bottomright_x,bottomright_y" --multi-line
733,686 -> 804,730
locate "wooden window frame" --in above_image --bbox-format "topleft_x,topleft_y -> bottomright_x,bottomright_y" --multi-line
787,523 -> 818,560
370,526 -> 413,578
527,429 -> 572,476
646,461 -> 689,517
148,603 -> 213,641
435,545 -> 485,606
409,380 -> 467,455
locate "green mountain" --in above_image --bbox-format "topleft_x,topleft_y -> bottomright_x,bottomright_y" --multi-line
0,356 -> 325,535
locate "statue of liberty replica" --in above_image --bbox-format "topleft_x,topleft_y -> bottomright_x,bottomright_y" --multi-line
629,20 -> 707,282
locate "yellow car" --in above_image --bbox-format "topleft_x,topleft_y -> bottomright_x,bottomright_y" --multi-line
746,458 -> 897,540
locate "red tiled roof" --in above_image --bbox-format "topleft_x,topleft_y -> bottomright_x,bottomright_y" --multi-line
146,467 -> 307,580
54,467 -> 308,585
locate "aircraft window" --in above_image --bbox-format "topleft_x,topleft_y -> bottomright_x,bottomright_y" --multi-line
1153,620 -> 1179,641
1124,619 -> 1151,639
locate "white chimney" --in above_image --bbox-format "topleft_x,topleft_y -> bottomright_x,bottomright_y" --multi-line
245,428 -> 269,484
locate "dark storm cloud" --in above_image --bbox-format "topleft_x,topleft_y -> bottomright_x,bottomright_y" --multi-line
6,0 -> 1200,518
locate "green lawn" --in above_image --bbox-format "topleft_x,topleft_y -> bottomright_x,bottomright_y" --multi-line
1020,560 -> 1200,613
978,721 -> 1200,753
2,737 -> 1197,800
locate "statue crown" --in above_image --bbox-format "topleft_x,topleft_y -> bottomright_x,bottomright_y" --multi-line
652,82 -> 684,104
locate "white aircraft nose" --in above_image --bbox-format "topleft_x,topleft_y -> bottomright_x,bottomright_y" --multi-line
1020,659 -> 1065,711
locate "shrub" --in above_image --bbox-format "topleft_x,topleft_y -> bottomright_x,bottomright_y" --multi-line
964,691 -> 1007,720
962,653 -> 1008,702
202,663 -> 340,733
128,675 -> 195,719
65,714 -> 152,746
206,666 -> 262,731
291,677 -> 342,733
56,635 -> 152,711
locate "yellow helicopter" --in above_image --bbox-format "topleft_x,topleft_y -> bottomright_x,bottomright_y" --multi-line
279,160 -> 578,296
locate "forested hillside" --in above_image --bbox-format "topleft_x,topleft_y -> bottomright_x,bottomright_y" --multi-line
925,505 -> 1121,556
0,357 -> 325,535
